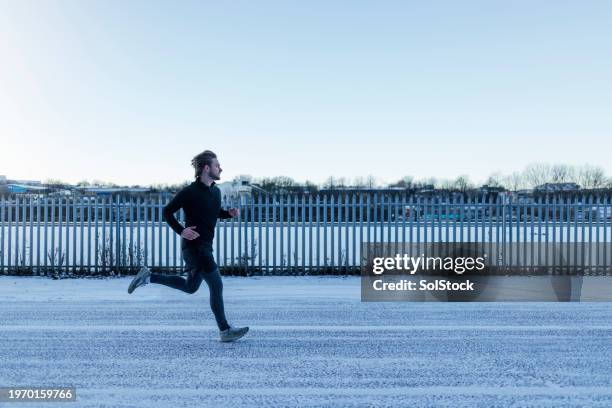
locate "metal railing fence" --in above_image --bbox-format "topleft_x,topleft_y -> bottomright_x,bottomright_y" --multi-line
0,193 -> 610,275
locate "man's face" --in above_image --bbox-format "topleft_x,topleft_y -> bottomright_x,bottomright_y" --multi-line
205,158 -> 222,180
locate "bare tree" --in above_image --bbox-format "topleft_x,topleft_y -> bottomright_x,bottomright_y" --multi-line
324,176 -> 337,188
416,177 -> 437,189
436,178 -> 454,190
503,171 -> 524,191
150,181 -> 189,192
258,176 -> 297,193
523,163 -> 552,188
89,179 -> 121,188
578,165 -> 606,189
303,180 -> 318,193
453,175 -> 473,192
44,178 -> 67,188
550,164 -> 575,183
389,176 -> 414,189
485,172 -> 504,187
352,177 -> 366,188
365,175 -> 377,188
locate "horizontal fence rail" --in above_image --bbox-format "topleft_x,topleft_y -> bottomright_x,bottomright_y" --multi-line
0,193 -> 611,276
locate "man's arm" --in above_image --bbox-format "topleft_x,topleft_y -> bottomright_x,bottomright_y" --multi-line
219,207 -> 239,219
163,190 -> 186,235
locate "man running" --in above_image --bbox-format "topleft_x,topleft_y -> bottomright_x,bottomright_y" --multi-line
127,150 -> 249,342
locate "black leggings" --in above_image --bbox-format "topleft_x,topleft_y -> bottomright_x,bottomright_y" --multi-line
150,266 -> 230,331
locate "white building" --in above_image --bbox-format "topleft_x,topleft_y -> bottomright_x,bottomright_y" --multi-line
217,177 -> 267,203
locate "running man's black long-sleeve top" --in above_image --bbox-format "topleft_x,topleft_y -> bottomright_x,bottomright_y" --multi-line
163,180 -> 232,248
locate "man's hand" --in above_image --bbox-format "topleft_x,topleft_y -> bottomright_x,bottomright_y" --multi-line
181,226 -> 200,240
228,208 -> 240,218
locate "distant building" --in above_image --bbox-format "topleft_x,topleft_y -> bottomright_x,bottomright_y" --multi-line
319,186 -> 412,195
477,185 -> 506,194
217,178 -> 267,203
76,187 -> 153,196
9,179 -> 42,186
7,183 -> 48,193
0,176 -> 43,193
535,183 -> 580,192
514,189 -> 535,204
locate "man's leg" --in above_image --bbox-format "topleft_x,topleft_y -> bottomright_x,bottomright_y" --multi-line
201,267 -> 230,331
150,269 -> 203,294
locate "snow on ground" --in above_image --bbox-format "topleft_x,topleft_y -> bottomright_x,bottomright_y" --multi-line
1,276 -> 611,407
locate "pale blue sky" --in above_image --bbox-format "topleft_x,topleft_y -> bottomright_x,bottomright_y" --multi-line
1,0 -> 611,186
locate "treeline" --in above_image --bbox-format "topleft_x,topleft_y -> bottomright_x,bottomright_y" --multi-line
41,162 -> 612,194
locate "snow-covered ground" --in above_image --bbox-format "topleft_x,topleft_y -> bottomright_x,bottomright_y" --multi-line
1,276 -> 611,407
